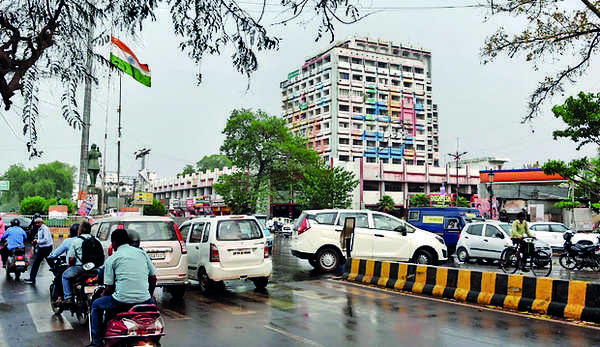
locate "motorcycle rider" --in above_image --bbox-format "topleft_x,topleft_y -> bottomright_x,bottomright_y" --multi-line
24,218 -> 53,284
61,220 -> 93,304
88,228 -> 157,347
46,223 -> 80,300
0,219 -> 27,268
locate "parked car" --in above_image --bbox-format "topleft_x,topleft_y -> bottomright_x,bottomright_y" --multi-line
291,209 -> 448,272
254,215 -> 273,253
456,221 -> 552,263
91,216 -> 188,298
179,215 -> 272,293
528,222 -> 571,250
407,207 -> 483,253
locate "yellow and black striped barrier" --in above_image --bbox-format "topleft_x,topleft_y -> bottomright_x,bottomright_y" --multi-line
343,258 -> 600,323
50,227 -> 69,240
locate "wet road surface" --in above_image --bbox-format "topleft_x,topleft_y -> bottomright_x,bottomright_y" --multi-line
0,236 -> 599,346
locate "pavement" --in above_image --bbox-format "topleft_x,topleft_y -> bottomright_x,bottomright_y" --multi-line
0,236 -> 599,346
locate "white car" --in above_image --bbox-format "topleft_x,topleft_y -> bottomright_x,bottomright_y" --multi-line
528,222 -> 572,250
290,209 -> 448,272
179,215 -> 272,293
456,221 -> 552,262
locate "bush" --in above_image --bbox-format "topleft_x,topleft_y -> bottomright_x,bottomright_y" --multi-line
19,196 -> 48,215
143,200 -> 166,216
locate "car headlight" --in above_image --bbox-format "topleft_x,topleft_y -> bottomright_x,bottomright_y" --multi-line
435,235 -> 445,245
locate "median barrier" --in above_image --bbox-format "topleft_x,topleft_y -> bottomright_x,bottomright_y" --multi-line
342,258 -> 600,323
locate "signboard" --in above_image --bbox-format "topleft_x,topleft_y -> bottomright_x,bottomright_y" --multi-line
194,196 -> 204,207
0,180 -> 9,191
77,195 -> 97,216
422,216 -> 444,224
429,194 -> 451,207
185,199 -> 194,209
118,206 -> 141,217
48,205 -> 68,219
133,192 -> 153,205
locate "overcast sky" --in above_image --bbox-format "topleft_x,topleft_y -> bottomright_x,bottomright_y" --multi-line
1,1 -> 599,179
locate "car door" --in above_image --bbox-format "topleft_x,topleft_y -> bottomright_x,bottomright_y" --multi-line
482,224 -> 506,260
186,222 -> 205,279
532,224 -> 552,246
463,224 -> 485,258
372,212 -> 412,261
443,217 -> 462,248
336,212 -> 373,258
198,222 -> 211,268
549,224 -> 568,248
179,223 -> 193,278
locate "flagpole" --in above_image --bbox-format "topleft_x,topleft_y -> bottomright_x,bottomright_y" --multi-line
101,63 -> 112,214
116,73 -> 122,211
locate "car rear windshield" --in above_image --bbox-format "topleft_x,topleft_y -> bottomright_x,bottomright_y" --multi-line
217,220 -> 263,241
122,221 -> 178,241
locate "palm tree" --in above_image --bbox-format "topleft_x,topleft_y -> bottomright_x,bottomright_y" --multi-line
409,194 -> 430,207
377,195 -> 396,212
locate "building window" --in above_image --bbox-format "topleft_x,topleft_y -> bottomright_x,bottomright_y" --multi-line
352,90 -> 363,97
408,183 -> 425,193
324,138 -> 329,145
385,182 -> 403,192
365,60 -> 375,67
339,138 -> 349,144
352,106 -> 362,113
377,62 -> 388,69
366,76 -> 376,83
390,64 -> 400,70
363,181 -> 379,191
366,140 -> 376,147
324,56 -> 330,63
339,155 -> 350,161
339,88 -> 349,97
392,158 -> 402,164
323,105 -> 329,112
417,145 -> 425,151
403,81 -> 412,88
366,157 -> 376,163
340,122 -> 349,128
403,66 -> 412,72
351,57 -> 362,64
339,72 -> 349,80
353,139 -> 362,145
352,74 -> 362,81
379,78 -> 388,84
380,158 -> 389,164
339,56 -> 349,62
415,67 -> 424,74
339,104 -> 349,112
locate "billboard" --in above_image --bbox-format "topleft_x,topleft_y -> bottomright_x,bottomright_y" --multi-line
0,180 -> 9,191
134,192 -> 153,205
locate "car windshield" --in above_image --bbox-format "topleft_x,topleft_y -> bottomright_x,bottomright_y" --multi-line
122,221 -> 178,241
217,220 -> 263,241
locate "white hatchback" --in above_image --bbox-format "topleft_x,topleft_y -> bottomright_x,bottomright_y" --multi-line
528,222 -> 572,250
179,216 -> 272,293
456,221 -> 552,262
290,209 -> 448,272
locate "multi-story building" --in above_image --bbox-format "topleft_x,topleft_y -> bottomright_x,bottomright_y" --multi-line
280,36 -> 439,166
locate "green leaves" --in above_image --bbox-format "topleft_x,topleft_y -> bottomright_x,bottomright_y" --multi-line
143,200 -> 167,216
213,172 -> 259,215
551,92 -> 600,149
454,196 -> 471,208
376,195 -> 395,212
296,165 -> 358,210
410,194 -> 430,207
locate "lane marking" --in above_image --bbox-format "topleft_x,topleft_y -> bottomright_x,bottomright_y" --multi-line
161,308 -> 190,320
189,292 -> 256,315
264,323 -> 324,347
26,302 -> 73,333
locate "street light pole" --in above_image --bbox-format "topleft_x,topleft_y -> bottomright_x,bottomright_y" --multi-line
488,169 -> 495,219
447,138 -> 467,196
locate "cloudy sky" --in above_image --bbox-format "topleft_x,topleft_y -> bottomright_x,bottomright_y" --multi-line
1,1 -> 599,180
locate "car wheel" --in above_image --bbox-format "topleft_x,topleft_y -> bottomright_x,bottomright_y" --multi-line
198,268 -> 215,294
456,247 -> 469,263
316,248 -> 340,272
251,277 -> 269,289
413,250 -> 434,265
167,285 -> 186,299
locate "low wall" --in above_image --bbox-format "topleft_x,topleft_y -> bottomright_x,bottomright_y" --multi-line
343,258 -> 600,323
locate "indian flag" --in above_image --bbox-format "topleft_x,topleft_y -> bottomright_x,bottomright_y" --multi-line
109,36 -> 151,87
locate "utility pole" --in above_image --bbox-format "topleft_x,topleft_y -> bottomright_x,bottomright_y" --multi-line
447,138 -> 467,195
116,74 -> 122,210
78,12 -> 95,196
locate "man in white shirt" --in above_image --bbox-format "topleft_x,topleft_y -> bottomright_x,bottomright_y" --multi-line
24,218 -> 53,284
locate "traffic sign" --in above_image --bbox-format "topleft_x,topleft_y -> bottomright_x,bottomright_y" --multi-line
0,181 -> 9,191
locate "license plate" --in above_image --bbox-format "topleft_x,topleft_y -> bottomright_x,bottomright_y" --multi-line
148,252 -> 166,260
84,285 -> 98,294
15,261 -> 25,266
232,249 -> 252,256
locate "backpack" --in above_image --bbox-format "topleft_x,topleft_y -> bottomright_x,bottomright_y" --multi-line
78,235 -> 105,268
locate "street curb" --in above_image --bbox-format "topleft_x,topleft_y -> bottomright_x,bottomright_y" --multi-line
342,258 -> 600,323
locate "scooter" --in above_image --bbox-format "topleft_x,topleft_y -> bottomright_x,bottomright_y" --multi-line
91,285 -> 165,347
6,247 -> 28,280
49,257 -> 99,324
559,231 -> 600,271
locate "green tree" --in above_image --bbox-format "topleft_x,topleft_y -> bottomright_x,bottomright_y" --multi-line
58,198 -> 77,214
19,196 -> 47,215
483,2 -> 600,120
409,194 -> 430,207
296,166 -> 358,210
1,1 -> 360,156
195,154 -> 232,173
143,200 -> 167,216
454,196 -> 471,208
1,161 -> 74,206
213,172 -> 259,214
376,195 -> 395,212
177,164 -> 196,178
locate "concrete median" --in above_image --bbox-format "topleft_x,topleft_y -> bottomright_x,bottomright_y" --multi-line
343,258 -> 600,323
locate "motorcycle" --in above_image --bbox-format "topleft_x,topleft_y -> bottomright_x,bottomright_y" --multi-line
90,285 -> 165,347
559,231 -> 600,271
5,247 -> 28,280
49,257 -> 99,324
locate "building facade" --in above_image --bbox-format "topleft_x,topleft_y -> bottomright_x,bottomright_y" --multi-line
280,36 -> 439,166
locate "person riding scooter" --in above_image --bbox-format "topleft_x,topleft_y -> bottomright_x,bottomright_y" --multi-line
0,219 -> 27,268
88,228 -> 157,347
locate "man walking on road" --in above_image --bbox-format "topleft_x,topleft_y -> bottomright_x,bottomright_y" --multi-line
24,218 -> 53,284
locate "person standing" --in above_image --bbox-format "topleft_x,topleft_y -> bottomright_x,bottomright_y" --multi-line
24,218 -> 53,284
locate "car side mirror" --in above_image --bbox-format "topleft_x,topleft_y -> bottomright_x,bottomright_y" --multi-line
395,225 -> 407,236
496,233 -> 504,239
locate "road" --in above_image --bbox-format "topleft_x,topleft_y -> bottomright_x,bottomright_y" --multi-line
0,236 -> 599,346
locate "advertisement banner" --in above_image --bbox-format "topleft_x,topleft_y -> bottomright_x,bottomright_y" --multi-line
429,194 -> 451,207
77,195 -> 97,216
422,216 -> 444,224
134,192 -> 153,205
185,199 -> 194,209
194,196 -> 204,207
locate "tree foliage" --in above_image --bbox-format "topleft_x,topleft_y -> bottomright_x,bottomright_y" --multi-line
376,195 -> 395,212
454,196 -> 470,208
213,172 -> 258,214
1,161 -> 75,206
551,92 -> 600,149
176,164 -> 196,178
143,199 -> 166,216
409,193 -> 430,207
19,196 -> 47,215
296,165 -> 357,210
483,1 -> 600,120
1,0 -> 361,156
196,154 -> 232,173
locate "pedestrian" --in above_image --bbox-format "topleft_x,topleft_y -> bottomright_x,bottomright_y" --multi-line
24,218 -> 53,284
27,213 -> 41,242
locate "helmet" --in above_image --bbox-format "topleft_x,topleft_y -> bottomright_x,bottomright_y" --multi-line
563,231 -> 574,240
127,230 -> 141,248
10,219 -> 20,227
